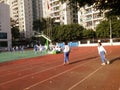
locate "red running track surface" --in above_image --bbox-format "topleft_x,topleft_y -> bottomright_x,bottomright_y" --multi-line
0,46 -> 120,90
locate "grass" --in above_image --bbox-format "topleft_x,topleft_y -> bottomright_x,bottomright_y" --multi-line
0,50 -> 48,63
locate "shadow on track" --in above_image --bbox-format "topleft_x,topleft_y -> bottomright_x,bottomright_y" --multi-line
70,56 -> 98,65
110,56 -> 120,64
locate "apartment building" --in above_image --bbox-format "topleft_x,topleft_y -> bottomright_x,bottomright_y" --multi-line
19,0 -> 33,38
42,0 -> 50,18
32,0 -> 43,21
60,1 -> 72,25
0,3 -> 11,48
49,0 -> 61,24
78,5 -> 104,30
48,0 -> 78,25
1,0 -> 33,39
47,1 -> 104,29
14,0 -> 33,38
60,1 -> 78,25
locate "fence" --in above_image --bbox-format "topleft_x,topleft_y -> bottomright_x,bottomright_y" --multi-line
57,39 -> 120,47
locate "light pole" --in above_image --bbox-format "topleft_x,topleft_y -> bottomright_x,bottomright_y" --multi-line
109,19 -> 112,39
109,19 -> 113,45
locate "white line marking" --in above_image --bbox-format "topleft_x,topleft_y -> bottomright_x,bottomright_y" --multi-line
0,53 -> 96,85
0,57 -> 62,74
24,61 -> 90,90
0,55 -> 91,85
0,61 -> 61,77
0,50 -> 100,88
0,64 -> 62,85
68,66 -> 103,90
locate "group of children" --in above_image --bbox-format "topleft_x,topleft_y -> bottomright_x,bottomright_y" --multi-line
8,45 -> 24,53
33,43 -> 63,54
33,44 -> 46,54
63,40 -> 110,65
33,40 -> 110,66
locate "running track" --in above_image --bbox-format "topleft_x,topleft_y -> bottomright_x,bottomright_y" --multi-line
0,46 -> 120,90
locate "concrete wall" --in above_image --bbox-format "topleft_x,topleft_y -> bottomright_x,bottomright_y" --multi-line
0,3 -> 11,48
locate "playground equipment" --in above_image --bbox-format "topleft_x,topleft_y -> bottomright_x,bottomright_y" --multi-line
34,32 -> 51,42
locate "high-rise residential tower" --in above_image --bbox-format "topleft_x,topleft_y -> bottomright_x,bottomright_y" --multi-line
0,3 -> 11,48
78,5 -> 104,30
42,0 -> 50,18
1,0 -> 33,38
32,0 -> 43,21
47,0 -> 78,25
60,0 -> 78,25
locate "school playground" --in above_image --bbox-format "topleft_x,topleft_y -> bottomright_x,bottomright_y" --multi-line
0,46 -> 120,90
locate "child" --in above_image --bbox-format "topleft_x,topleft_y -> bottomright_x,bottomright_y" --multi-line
63,42 -> 70,65
97,41 -> 110,65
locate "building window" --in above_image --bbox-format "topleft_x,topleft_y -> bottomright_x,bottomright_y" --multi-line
86,21 -> 92,27
0,41 -> 7,47
0,32 -> 7,39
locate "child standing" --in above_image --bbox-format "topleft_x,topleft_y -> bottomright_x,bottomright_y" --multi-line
34,44 -> 38,54
63,42 -> 70,65
97,41 -> 110,65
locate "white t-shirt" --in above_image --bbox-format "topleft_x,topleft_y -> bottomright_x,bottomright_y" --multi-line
63,45 -> 70,52
98,46 -> 106,54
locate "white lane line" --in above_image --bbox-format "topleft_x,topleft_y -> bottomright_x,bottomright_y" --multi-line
0,52 -> 96,86
0,57 -> 62,74
68,66 -> 103,90
24,61 -> 91,90
0,64 -> 62,86
0,55 -> 92,86
0,60 -> 61,77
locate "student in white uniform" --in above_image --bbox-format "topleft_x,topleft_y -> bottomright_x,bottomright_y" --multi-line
63,42 -> 70,65
97,41 -> 110,65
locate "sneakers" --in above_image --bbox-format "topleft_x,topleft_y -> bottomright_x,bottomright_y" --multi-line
101,61 -> 110,66
107,61 -> 110,64
63,61 -> 70,65
101,63 -> 106,65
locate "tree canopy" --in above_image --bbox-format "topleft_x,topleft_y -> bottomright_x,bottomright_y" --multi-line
50,24 -> 84,42
60,0 -> 120,16
11,27 -> 20,40
96,19 -> 120,38
33,18 -> 46,33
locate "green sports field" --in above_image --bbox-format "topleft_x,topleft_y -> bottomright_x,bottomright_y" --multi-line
0,50 -> 48,63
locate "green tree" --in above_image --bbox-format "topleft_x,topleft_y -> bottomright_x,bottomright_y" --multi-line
11,27 -> 20,40
96,20 -> 109,38
10,18 -> 20,40
110,19 -> 120,38
96,19 -> 120,38
10,18 -> 17,27
83,29 -> 96,39
60,0 -> 120,16
34,18 -> 55,38
33,18 -> 46,33
51,24 -> 84,42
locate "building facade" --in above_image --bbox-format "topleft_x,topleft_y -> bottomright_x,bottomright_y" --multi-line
48,0 -> 78,25
45,1 -> 104,29
78,5 -> 104,30
0,0 -> 106,42
1,0 -> 33,39
0,3 -> 11,48
32,0 -> 43,21
42,0 -> 50,18
60,1 -> 78,25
